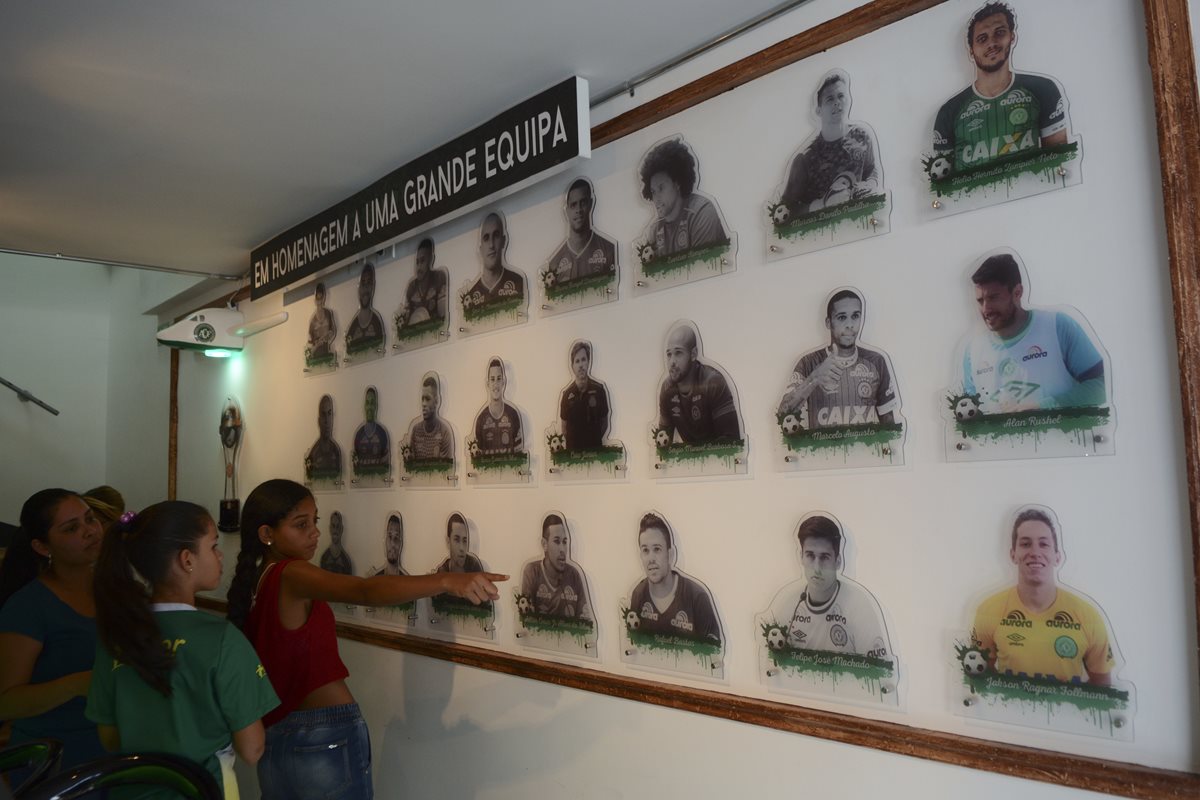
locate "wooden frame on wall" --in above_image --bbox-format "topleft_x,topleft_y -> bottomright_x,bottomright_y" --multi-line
193,0 -> 1200,795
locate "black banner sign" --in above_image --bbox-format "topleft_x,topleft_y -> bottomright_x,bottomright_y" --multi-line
250,77 -> 590,299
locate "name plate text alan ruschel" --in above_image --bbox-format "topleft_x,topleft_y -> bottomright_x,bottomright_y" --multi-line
251,76 -> 591,300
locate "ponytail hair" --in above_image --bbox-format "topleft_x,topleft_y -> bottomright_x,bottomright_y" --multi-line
0,489 -> 79,610
226,479 -> 313,630
93,501 -> 212,697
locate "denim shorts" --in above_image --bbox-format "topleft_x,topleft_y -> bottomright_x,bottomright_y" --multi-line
258,703 -> 373,800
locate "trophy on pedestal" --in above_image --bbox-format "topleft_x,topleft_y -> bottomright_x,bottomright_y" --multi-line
218,397 -> 244,532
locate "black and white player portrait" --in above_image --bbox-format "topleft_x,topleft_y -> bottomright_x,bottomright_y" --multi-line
304,394 -> 343,485
344,261 -> 386,353
351,385 -> 391,477
764,513 -> 893,660
305,281 -> 337,367
518,514 -> 593,623
397,237 -> 448,330
406,372 -> 455,462
461,211 -> 525,322
627,512 -> 722,648
777,288 -> 902,431
319,510 -> 353,575
637,137 -> 730,261
929,2 -> 1075,182
655,321 -> 743,447
558,340 -> 611,452
777,70 -> 883,218
473,358 -> 524,456
541,177 -> 618,302
431,512 -> 492,614
371,513 -> 407,577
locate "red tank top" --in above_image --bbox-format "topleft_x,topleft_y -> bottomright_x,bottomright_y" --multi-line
245,559 -> 349,728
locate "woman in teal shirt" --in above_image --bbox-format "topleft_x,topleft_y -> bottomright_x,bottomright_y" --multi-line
0,489 -> 106,768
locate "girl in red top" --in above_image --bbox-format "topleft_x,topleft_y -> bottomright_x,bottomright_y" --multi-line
226,479 -> 503,799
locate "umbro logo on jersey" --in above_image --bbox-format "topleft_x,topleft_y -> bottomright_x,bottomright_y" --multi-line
1000,610 -> 1033,628
1022,346 -> 1048,362
1006,633 -> 1027,644
1046,611 -> 1081,630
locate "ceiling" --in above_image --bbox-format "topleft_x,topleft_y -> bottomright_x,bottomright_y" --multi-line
1,1 -> 794,280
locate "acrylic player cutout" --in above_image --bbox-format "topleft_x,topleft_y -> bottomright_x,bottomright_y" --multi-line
319,509 -> 357,617
217,396 -> 243,532
621,512 -> 725,679
945,249 -> 1114,461
758,512 -> 899,706
466,357 -> 531,485
304,281 -> 339,375
651,320 -> 748,478
546,339 -> 627,481
766,68 -> 891,259
633,135 -> 737,295
343,259 -> 387,363
458,210 -> 528,335
775,287 -> 905,471
428,512 -> 497,641
393,236 -> 450,353
956,505 -> 1134,739
361,512 -> 418,630
304,394 -> 344,491
349,385 -> 392,488
398,371 -> 458,488
539,177 -> 620,316
514,513 -> 598,658
923,2 -> 1082,217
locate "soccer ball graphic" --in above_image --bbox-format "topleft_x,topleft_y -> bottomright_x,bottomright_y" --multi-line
625,610 -> 640,630
929,156 -> 952,180
637,243 -> 655,263
766,627 -> 787,650
771,204 -> 790,224
954,397 -> 980,421
961,649 -> 988,675
516,596 -> 533,615
548,434 -> 566,453
781,414 -> 801,435
543,271 -> 557,289
654,429 -> 671,448
468,440 -> 481,457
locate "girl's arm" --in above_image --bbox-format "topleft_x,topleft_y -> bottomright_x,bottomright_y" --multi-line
97,724 -> 120,752
280,560 -> 504,607
0,633 -> 91,719
231,720 -> 265,765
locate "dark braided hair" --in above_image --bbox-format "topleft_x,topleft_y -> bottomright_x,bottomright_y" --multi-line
226,479 -> 313,630
93,501 -> 212,697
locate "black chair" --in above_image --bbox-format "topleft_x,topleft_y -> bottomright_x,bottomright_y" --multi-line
0,739 -> 63,797
23,753 -> 220,800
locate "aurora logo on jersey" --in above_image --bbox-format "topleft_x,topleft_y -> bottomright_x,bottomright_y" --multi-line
1046,611 -> 1081,630
959,98 -> 992,119
1022,346 -> 1048,362
639,602 -> 659,622
1000,88 -> 1033,107
670,611 -> 695,633
1000,610 -> 1033,628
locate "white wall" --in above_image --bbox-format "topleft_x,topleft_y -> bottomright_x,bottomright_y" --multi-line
0,251 -> 200,520
190,0 -> 1199,796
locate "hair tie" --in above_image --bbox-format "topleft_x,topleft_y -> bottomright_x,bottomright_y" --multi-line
119,511 -> 137,525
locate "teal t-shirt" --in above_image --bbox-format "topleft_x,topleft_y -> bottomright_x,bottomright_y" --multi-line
86,608 -> 279,796
0,578 -> 106,767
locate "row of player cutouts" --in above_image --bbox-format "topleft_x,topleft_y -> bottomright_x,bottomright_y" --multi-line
305,249 -> 1114,487
315,505 -> 1133,743
304,2 -> 1080,361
